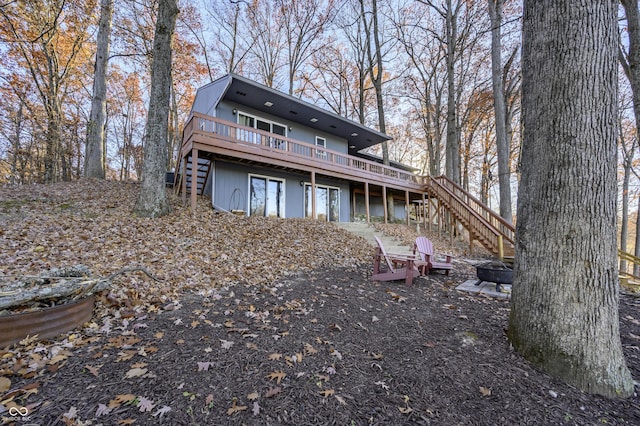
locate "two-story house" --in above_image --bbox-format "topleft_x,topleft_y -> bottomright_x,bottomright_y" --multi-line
177,73 -> 426,223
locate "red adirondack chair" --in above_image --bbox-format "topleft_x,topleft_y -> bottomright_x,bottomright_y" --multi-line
372,236 -> 418,285
413,236 -> 452,275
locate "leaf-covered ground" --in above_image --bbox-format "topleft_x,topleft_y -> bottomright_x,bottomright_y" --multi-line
1,180 -> 640,425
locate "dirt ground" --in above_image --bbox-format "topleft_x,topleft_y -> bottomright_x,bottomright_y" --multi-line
2,268 -> 640,425
1,181 -> 640,425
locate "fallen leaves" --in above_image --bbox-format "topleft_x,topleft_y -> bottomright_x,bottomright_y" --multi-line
319,389 -> 334,398
266,371 -> 287,385
152,405 -> 172,418
0,377 -> 10,392
220,339 -> 234,350
265,387 -> 282,398
124,367 -> 147,378
137,396 -> 155,412
386,290 -> 407,303
198,361 -> 214,371
109,394 -> 136,409
227,399 -> 248,415
84,364 -> 101,377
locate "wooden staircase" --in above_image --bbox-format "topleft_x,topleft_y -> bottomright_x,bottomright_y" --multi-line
424,176 -> 640,283
424,175 -> 515,258
174,154 -> 212,197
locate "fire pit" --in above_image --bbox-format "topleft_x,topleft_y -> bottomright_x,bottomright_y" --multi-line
475,261 -> 513,292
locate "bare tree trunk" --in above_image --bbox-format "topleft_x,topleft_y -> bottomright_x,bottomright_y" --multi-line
509,0 -> 633,397
444,0 -> 460,183
10,104 -> 23,184
84,0 -> 113,179
619,114 -> 634,273
620,0 -> 640,274
361,0 -> 389,165
134,0 -> 178,218
488,0 -> 512,223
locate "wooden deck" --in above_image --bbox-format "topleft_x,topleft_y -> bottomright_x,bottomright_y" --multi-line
177,113 -> 516,259
181,113 -> 426,192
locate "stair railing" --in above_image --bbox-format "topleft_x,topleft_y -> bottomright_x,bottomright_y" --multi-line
431,175 -> 515,242
425,176 -> 514,256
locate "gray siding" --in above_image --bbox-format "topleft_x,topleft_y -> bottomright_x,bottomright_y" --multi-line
212,160 -> 350,221
191,77 -> 230,117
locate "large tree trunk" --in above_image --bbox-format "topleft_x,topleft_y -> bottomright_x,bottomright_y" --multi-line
488,0 -> 512,223
361,0 -> 389,165
84,0 -> 113,179
509,0 -> 633,397
444,0 -> 460,183
133,0 -> 178,218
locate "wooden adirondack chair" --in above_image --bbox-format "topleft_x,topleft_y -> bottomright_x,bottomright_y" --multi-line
372,236 -> 418,285
414,236 -> 452,275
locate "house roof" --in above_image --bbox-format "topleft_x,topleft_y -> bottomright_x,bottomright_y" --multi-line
193,74 -> 392,153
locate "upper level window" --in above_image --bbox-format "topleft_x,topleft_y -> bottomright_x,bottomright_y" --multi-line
315,136 -> 327,160
238,112 -> 287,149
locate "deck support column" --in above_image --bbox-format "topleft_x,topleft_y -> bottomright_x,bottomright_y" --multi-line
405,190 -> 410,226
311,171 -> 316,220
190,148 -> 199,211
450,215 -> 454,246
422,193 -> 427,227
351,188 -> 356,220
382,185 -> 388,224
181,154 -> 187,205
365,182 -> 370,223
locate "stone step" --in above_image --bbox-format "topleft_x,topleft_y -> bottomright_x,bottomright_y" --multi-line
334,222 -> 414,255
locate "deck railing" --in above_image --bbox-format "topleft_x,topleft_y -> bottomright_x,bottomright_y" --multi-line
431,176 -> 516,243
183,112 -> 421,186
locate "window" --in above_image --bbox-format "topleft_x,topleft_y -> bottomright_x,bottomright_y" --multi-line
249,175 -> 285,218
315,136 -> 327,160
304,184 -> 339,222
237,112 -> 287,149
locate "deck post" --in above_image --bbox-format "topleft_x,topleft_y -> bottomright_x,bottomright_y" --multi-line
181,155 -> 187,205
405,190 -> 410,226
422,193 -> 426,227
382,185 -> 388,224
351,189 -> 356,221
450,216 -> 454,246
311,171 -> 316,220
190,148 -> 199,211
365,182 -> 370,223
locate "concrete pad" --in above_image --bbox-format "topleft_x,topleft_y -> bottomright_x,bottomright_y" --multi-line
456,279 -> 511,300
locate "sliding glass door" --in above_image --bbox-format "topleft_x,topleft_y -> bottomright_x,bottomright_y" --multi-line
250,176 -> 284,218
304,184 -> 340,221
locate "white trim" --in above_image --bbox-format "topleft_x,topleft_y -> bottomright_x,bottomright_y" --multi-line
248,173 -> 286,218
